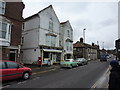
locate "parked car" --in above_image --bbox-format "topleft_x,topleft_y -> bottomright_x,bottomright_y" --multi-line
60,59 -> 78,68
0,60 -> 32,81
75,58 -> 88,65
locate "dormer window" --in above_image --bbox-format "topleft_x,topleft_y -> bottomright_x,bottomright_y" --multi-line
0,1 -> 5,15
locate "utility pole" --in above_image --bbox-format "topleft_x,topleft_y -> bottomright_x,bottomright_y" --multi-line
103,42 -> 104,49
83,28 -> 86,59
83,28 -> 86,43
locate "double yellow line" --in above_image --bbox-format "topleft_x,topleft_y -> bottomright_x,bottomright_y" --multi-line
90,67 -> 110,90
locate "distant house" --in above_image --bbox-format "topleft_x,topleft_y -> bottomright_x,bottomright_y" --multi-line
73,38 -> 99,60
60,21 -> 73,60
100,49 -> 107,55
0,1 -> 24,62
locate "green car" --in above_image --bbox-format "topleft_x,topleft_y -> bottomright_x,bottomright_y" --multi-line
60,59 -> 78,68
75,58 -> 88,66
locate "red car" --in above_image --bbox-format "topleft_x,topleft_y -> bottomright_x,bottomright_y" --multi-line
0,60 -> 32,81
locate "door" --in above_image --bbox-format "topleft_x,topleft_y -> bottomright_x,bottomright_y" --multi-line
9,50 -> 16,61
3,62 -> 23,81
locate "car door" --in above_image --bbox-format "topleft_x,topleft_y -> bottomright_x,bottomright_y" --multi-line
4,62 -> 23,81
0,62 -> 7,81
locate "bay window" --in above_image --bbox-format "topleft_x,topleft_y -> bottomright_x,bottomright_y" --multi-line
0,23 -> 7,39
46,35 -> 56,47
66,42 -> 72,51
0,19 -> 11,46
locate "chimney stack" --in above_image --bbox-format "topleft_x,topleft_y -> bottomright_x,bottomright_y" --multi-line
92,43 -> 94,46
80,38 -> 83,43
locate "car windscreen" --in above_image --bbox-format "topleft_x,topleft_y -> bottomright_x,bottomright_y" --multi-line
65,60 -> 70,62
76,58 -> 83,61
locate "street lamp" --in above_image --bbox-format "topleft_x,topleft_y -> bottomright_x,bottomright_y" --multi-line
83,28 -> 86,59
83,28 -> 86,43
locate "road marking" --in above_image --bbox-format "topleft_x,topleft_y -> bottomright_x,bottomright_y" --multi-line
90,67 -> 110,90
2,85 -> 11,88
32,68 -> 56,75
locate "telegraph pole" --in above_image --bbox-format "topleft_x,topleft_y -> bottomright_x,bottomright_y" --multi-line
83,28 -> 86,43
83,28 -> 86,59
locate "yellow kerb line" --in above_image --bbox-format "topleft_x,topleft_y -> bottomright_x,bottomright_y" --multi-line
90,67 -> 110,90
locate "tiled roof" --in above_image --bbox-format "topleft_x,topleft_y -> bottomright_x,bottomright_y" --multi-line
73,42 -> 85,48
73,41 -> 99,49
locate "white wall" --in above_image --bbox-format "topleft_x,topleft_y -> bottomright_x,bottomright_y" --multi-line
62,22 -> 73,54
22,16 -> 40,64
39,7 -> 60,47
22,17 -> 39,49
22,48 -> 40,64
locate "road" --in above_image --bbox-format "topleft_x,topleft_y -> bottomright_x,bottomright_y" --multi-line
2,58 -> 112,89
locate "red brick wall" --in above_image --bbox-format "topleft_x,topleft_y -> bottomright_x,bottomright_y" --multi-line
10,20 -> 23,46
2,48 -> 10,60
2,2 -> 25,62
5,2 -> 25,46
5,2 -> 25,21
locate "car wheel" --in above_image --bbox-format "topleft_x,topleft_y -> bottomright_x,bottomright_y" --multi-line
23,72 -> 30,80
76,64 -> 78,67
69,64 -> 72,69
82,63 -> 84,66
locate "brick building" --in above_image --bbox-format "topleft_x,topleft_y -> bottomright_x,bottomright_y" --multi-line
73,38 -> 99,60
0,1 -> 24,62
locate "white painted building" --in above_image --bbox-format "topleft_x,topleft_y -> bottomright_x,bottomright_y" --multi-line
21,5 -> 63,65
60,21 -> 73,60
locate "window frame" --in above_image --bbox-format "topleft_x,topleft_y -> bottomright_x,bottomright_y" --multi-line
0,1 -> 6,15
0,21 -> 11,40
6,62 -> 19,69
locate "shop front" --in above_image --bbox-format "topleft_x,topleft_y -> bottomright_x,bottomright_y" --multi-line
42,49 -> 62,65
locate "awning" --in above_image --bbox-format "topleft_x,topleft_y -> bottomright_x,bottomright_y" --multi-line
43,49 -> 62,53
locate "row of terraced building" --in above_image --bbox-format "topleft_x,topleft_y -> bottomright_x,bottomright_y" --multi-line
1,1 -> 100,66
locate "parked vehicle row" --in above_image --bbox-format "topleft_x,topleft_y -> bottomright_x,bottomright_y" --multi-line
60,58 -> 88,68
1,58 -> 88,82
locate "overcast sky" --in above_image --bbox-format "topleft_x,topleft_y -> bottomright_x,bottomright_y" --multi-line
22,0 -> 119,50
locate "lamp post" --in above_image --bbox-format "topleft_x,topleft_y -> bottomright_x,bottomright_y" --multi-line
83,28 -> 86,59
83,28 -> 86,43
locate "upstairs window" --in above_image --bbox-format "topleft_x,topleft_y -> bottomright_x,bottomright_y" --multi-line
0,1 -> 5,15
46,35 -> 56,47
0,22 -> 7,39
49,18 -> 53,31
67,30 -> 70,37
